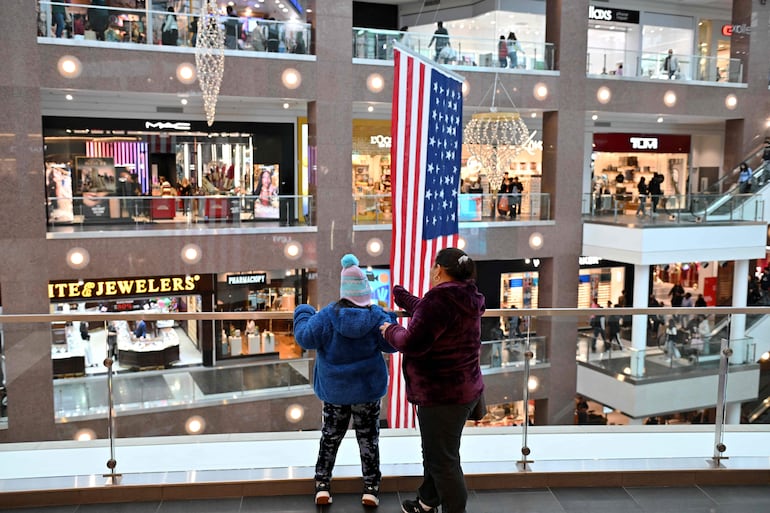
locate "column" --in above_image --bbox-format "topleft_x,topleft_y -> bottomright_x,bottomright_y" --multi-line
0,0 -> 56,441
630,264 -> 650,377
729,259 -> 749,364
306,1 -> 354,307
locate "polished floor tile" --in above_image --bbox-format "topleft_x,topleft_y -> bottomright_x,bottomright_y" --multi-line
470,489 -> 565,513
3,487 -> 770,513
625,486 -> 716,511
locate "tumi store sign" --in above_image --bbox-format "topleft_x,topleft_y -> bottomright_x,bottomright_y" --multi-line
593,133 -> 691,153
49,274 -> 209,300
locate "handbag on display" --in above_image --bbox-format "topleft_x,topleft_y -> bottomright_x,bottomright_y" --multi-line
497,195 -> 509,215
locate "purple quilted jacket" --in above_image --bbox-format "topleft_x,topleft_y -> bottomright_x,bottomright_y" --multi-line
383,281 -> 486,406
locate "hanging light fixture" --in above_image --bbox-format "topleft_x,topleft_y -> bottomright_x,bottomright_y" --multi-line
195,0 -> 225,126
463,74 -> 530,192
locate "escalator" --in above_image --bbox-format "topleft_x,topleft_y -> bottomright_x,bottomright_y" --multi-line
663,142 -> 768,221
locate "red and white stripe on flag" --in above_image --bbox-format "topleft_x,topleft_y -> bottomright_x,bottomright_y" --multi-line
387,44 -> 463,429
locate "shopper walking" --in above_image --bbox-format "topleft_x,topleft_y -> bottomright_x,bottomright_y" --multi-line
428,21 -> 450,63
506,32 -> 524,69
497,35 -> 508,68
635,176 -> 648,217
161,6 -> 178,46
380,247 -> 485,513
738,162 -> 753,193
662,48 -> 679,79
293,254 -> 396,507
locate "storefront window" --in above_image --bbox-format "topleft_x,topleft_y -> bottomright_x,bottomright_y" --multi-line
50,294 -> 202,379
641,24 -> 694,79
591,133 -> 691,213
352,119 -> 392,222
215,270 -> 306,361
43,118 -> 295,226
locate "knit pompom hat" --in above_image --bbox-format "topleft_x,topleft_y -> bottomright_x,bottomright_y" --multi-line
339,254 -> 372,307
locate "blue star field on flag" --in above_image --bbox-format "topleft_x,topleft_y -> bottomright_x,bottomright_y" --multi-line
422,71 -> 463,240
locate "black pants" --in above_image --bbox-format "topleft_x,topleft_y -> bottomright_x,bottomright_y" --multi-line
415,399 -> 477,513
315,401 -> 381,488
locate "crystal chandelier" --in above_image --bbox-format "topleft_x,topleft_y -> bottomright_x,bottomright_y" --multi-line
195,0 -> 225,126
463,75 -> 530,192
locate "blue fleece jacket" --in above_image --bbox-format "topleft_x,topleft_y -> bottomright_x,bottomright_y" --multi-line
294,302 -> 397,405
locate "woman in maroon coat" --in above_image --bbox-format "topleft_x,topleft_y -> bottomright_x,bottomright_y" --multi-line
380,247 -> 485,513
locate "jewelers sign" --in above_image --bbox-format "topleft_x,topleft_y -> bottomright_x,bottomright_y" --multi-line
49,274 -> 204,300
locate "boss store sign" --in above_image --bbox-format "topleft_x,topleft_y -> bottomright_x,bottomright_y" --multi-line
593,133 -> 691,153
588,5 -> 640,24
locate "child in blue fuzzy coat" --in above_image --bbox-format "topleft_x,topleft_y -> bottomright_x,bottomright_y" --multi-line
293,254 -> 396,508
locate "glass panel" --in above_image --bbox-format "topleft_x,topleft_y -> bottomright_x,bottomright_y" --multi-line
351,27 -> 555,71
353,193 -> 551,225
586,47 -> 743,83
38,1 -> 313,54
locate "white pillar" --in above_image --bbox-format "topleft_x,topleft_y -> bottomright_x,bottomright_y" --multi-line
627,417 -> 644,426
725,402 -> 742,424
630,264 -> 650,376
730,259 -> 749,365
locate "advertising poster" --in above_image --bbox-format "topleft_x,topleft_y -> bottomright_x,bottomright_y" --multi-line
253,164 -> 279,219
366,269 -> 391,307
77,157 -> 116,220
45,162 -> 74,222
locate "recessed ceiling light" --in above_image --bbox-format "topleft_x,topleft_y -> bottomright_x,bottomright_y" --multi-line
591,114 -> 598,121
367,105 -> 374,112
65,94 -> 73,101
283,102 -> 290,109
657,116 -> 664,123
181,98 -> 188,105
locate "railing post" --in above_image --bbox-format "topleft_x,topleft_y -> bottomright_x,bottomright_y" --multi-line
710,336 -> 731,467
517,315 -> 534,470
103,356 -> 122,483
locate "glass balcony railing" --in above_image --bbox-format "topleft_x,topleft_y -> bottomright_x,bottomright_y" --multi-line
352,27 -> 555,71
582,192 -> 765,223
353,193 -> 552,226
53,357 -> 312,420
587,47 -> 743,84
46,194 -> 314,232
1,305 -> 768,463
38,1 -> 312,55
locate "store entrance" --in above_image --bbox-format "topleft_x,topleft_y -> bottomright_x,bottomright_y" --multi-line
51,295 -> 204,378
150,153 -> 177,190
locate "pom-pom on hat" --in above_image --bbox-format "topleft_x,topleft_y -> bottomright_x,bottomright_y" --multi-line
340,254 -> 372,307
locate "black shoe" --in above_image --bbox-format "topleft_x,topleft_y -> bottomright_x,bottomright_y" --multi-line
402,498 -> 437,513
362,484 -> 379,507
315,481 -> 332,505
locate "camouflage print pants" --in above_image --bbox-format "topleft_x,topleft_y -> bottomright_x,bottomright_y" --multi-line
315,401 -> 381,487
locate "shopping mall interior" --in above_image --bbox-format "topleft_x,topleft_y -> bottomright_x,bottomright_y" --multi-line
1,0 -> 770,508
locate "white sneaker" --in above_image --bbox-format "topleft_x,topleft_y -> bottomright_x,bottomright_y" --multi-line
315,482 -> 332,505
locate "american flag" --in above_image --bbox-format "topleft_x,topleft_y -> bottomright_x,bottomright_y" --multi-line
387,44 -> 463,429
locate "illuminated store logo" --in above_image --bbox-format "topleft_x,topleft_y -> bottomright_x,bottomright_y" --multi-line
588,6 -> 612,21
370,134 -> 392,148
522,130 -> 543,155
630,137 -> 658,150
145,121 -> 192,131
579,256 -> 602,266
49,275 -> 201,300
588,5 -> 639,23
721,24 -> 752,36
227,273 -> 267,285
